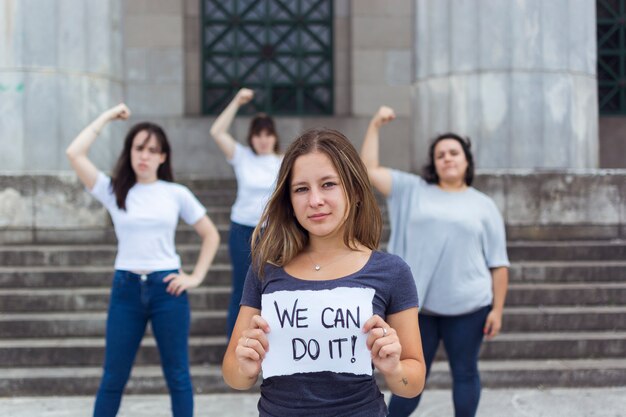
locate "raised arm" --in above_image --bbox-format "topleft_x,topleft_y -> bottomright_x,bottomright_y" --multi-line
65,104 -> 130,190
209,88 -> 254,160
360,106 -> 395,197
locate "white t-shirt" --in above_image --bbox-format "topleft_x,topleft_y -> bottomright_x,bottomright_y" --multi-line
387,170 -> 510,315
89,172 -> 206,271
228,143 -> 282,227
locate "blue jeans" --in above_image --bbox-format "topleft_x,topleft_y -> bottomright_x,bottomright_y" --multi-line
388,305 -> 490,417
226,221 -> 255,338
93,270 -> 193,417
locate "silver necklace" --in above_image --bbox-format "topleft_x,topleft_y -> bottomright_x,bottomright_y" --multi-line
306,250 -> 355,272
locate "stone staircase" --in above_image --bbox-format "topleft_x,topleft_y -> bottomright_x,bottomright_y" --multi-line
1,184 -> 625,396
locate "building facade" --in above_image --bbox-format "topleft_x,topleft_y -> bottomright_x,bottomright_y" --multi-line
0,0 -> 623,176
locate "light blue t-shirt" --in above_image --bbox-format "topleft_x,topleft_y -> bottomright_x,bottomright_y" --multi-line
387,170 -> 509,315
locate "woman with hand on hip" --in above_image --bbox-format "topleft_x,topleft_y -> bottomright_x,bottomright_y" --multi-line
210,88 -> 282,339
361,106 -> 510,417
66,104 -> 220,417
222,128 -> 426,416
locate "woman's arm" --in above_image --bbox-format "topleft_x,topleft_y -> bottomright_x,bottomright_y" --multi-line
209,88 -> 254,160
363,310 -> 426,398
484,267 -> 509,339
65,104 -> 130,190
164,215 -> 220,296
222,307 -> 270,390
360,106 -> 395,197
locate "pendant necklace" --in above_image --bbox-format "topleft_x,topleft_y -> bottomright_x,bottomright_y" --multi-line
307,250 -> 355,272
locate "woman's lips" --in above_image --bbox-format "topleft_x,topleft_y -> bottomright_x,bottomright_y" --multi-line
309,213 -> 329,221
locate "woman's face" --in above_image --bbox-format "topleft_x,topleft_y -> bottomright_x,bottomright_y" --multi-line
130,130 -> 167,182
251,129 -> 277,155
289,151 -> 349,241
433,138 -> 468,185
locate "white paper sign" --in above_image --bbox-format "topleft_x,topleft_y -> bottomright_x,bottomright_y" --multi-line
261,287 -> 375,378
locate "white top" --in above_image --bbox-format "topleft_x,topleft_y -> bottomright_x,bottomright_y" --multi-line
89,172 -> 206,271
228,143 -> 282,227
387,170 -> 510,315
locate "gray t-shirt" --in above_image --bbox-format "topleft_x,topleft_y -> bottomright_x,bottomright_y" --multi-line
240,250 -> 418,417
387,170 -> 510,315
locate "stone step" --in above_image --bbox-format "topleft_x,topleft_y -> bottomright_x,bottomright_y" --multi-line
0,286 -> 231,312
1,332 -> 624,368
7,225 -> 394,245
2,306 -> 623,339
2,358 -> 626,396
5,282 -> 624,313
3,240 -> 626,267
0,336 -> 227,367
507,240 -> 626,261
2,260 -> 625,289
0,265 -> 234,288
502,306 -> 626,332
508,260 -> 626,282
0,311 -> 227,338
0,244 -> 233,267
506,283 -> 626,306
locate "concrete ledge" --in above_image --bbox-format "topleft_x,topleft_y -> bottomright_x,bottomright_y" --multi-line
1,171 -> 625,242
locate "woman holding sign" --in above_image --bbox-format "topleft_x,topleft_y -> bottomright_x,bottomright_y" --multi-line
222,129 -> 426,416
360,106 -> 510,417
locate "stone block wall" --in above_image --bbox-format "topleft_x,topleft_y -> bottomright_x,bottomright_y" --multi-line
351,0 -> 413,117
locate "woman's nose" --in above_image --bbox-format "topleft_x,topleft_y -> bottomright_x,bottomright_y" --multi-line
308,189 -> 324,206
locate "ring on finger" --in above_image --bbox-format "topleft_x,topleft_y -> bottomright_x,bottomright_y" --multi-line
382,327 -> 388,337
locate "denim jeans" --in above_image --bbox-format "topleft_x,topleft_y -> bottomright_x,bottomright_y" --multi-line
93,270 -> 193,417
388,305 -> 490,417
226,221 -> 255,339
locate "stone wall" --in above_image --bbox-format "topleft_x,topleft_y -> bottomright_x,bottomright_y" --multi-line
2,172 -> 625,244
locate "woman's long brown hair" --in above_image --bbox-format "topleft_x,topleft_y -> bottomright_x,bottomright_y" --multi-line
251,128 -> 382,277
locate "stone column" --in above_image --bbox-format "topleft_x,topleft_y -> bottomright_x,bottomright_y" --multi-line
412,0 -> 598,169
0,0 -> 124,173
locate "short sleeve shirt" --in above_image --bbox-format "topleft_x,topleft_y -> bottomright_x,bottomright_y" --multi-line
240,251 -> 418,417
228,143 -> 282,227
89,172 -> 206,271
387,170 -> 509,315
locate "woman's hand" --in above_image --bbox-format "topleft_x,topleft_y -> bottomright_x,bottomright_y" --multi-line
236,88 -> 254,106
484,308 -> 503,340
163,271 -> 203,296
103,103 -> 131,122
372,105 -> 395,128
363,314 -> 402,376
235,315 -> 270,379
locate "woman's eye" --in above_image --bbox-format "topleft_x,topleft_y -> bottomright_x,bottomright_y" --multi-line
322,182 -> 337,189
293,187 -> 308,193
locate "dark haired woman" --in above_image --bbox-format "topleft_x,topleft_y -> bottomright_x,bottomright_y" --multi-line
66,103 -> 220,417
222,128 -> 426,416
360,106 -> 510,417
210,88 -> 282,338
